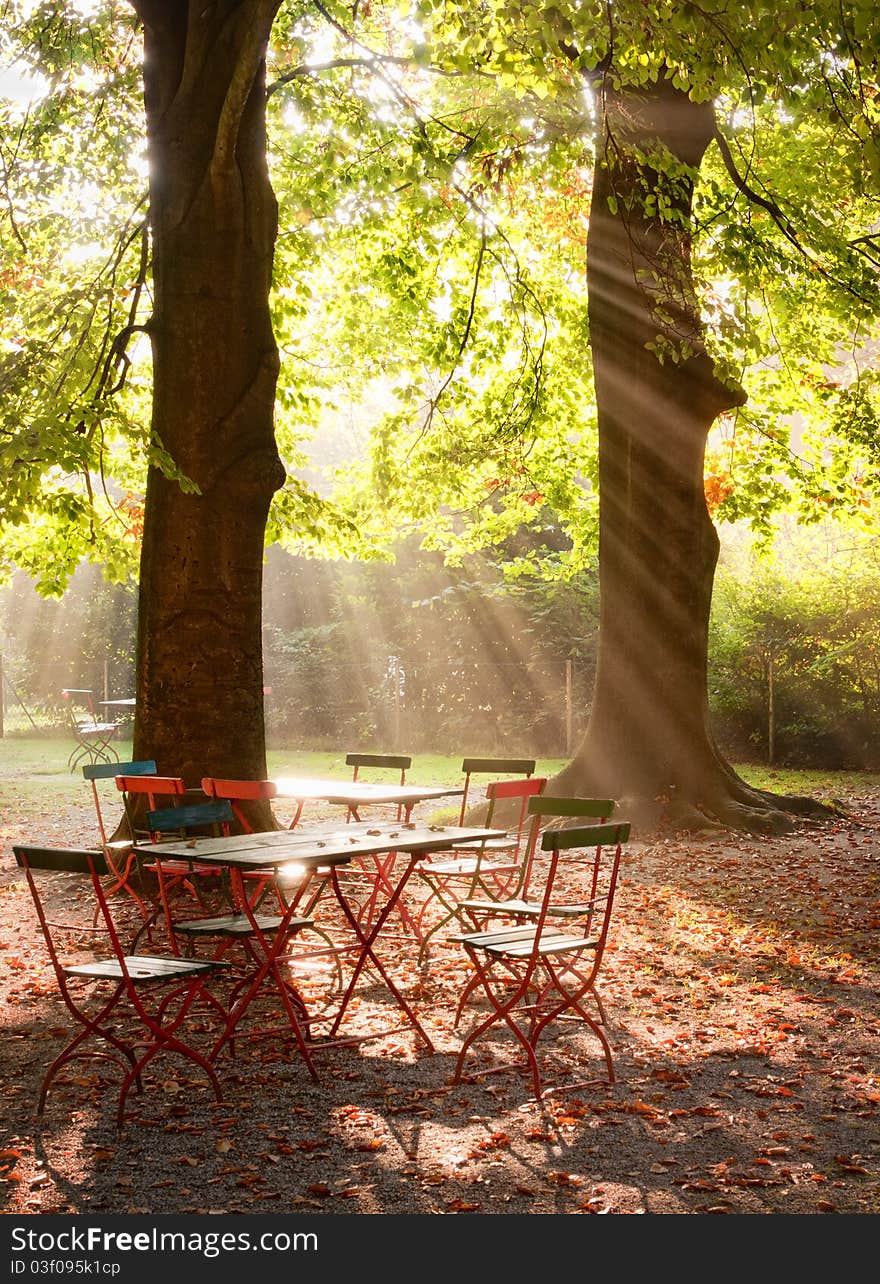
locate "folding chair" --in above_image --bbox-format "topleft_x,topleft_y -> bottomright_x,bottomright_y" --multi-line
199,777 -> 283,907
347,752 -> 411,786
456,758 -> 536,825
115,772 -> 187,838
413,775 -> 548,962
144,802 -> 322,1067
144,800 -> 313,962
197,778 -> 339,982
116,774 -> 224,939
81,759 -> 158,927
452,819 -> 630,1100
61,689 -> 120,772
199,776 -> 278,830
454,795 -> 616,1023
345,752 -> 412,821
13,843 -> 228,1128
316,753 -> 417,933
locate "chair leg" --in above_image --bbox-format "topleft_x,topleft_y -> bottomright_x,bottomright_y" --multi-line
116,979 -> 225,1126
453,950 -> 546,1095
529,960 -> 616,1084
38,982 -> 143,1114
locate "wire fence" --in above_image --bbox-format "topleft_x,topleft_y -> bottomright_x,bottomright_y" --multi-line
0,655 -> 591,758
263,655 -> 592,757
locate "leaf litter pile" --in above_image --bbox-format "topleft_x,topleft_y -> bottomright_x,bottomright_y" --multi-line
0,789 -> 878,1216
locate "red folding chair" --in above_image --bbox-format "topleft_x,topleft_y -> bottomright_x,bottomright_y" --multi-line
200,777 -> 282,907
115,774 -> 224,941
199,776 -> 342,993
413,775 -> 548,962
452,819 -> 629,1099
143,800 -> 321,1053
14,843 -> 228,1128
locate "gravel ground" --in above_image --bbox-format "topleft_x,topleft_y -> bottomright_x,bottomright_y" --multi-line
1,790 -> 878,1217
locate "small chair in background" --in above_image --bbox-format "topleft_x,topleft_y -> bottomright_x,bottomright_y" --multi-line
456,758 -> 537,825
346,752 -> 411,787
345,752 -> 412,821
61,689 -> 120,772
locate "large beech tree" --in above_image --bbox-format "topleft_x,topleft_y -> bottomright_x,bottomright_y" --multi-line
544,73 -> 847,832
548,77 -> 763,831
128,1 -> 284,812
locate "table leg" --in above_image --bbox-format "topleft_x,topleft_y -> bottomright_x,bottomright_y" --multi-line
325,858 -> 434,1051
208,869 -> 319,1078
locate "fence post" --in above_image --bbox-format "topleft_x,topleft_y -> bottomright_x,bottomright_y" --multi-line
393,658 -> 402,750
565,658 -> 573,755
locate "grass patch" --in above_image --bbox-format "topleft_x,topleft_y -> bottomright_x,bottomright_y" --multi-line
0,738 -> 569,817
736,763 -> 880,799
1,736 -> 875,819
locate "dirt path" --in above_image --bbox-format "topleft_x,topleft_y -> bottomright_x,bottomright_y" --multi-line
1,791 -> 878,1216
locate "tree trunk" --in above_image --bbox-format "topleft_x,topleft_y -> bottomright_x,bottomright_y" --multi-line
550,76 -> 824,835
129,1 -> 284,829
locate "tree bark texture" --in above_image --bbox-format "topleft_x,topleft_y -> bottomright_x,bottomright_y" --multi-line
551,76 -> 823,834
129,1 -> 284,821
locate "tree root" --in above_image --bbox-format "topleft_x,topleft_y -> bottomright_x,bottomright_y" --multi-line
749,787 -> 841,818
466,755 -> 841,840
698,796 -> 795,836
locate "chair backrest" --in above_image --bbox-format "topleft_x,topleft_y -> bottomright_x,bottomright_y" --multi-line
200,778 -> 277,833
115,774 -> 187,844
146,799 -> 234,839
14,843 -> 109,876
116,774 -> 186,802
536,821 -> 630,955
458,758 -> 537,825
14,843 -> 143,985
83,760 -> 158,846
540,821 -> 628,852
85,761 -> 158,782
520,796 -> 615,900
484,776 -> 546,827
481,776 -> 548,872
528,796 -> 615,823
345,753 -> 411,785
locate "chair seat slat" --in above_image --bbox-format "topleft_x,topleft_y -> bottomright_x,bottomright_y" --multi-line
172,913 -> 313,937
64,954 -> 227,981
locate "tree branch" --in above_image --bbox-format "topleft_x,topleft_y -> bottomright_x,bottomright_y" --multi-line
713,124 -> 877,306
266,54 -> 475,97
